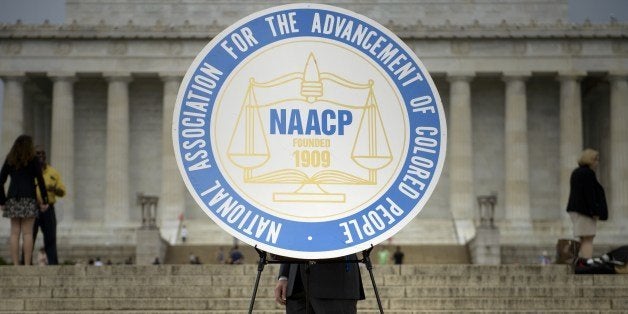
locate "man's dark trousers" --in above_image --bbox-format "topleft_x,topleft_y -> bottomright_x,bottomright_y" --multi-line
280,256 -> 364,314
33,204 -> 58,265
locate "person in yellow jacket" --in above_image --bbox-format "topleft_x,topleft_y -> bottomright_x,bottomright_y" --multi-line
34,147 -> 65,265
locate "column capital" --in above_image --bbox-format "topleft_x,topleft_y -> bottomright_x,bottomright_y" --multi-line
159,72 -> 184,82
0,72 -> 26,82
556,71 -> 587,82
502,71 -> 531,82
608,72 -> 628,82
447,72 -> 475,83
103,72 -> 133,83
48,72 -> 77,82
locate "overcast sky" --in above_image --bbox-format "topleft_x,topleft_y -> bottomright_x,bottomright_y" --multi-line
1,0 -> 627,130
0,0 -> 64,24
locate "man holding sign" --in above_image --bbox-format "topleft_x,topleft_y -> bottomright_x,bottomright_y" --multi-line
173,3 -> 445,313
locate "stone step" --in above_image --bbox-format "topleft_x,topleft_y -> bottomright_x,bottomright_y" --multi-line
381,274 -> 597,286
3,273 -> 617,288
3,265 -> 625,289
2,297 -> 627,312
165,244 -> 471,264
10,312 -> 628,314
2,285 -> 628,299
0,264 -> 577,277
1,298 -> 276,312
501,244 -> 618,265
0,264 -> 257,276
5,275 -> 277,287
0,242 -> 135,266
396,264 -> 574,275
387,298 -> 628,311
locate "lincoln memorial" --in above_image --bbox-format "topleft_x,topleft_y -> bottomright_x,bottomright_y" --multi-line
1,0 -> 626,262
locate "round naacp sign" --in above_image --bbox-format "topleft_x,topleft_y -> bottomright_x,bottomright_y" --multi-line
173,3 -> 446,259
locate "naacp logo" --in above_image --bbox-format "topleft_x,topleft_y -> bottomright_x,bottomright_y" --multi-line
173,4 -> 446,259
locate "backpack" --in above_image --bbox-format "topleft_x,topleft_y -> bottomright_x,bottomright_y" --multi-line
607,245 -> 628,274
574,245 -> 627,275
606,245 -> 628,264
555,239 -> 580,264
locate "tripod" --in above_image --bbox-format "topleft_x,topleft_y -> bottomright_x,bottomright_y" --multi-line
248,246 -> 384,313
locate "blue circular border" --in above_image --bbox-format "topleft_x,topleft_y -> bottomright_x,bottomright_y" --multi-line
173,4 -> 446,259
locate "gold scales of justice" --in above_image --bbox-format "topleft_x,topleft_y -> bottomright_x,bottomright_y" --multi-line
227,53 -> 394,203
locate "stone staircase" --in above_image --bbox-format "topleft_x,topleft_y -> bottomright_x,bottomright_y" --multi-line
1,264 -> 627,313
165,244 -> 470,265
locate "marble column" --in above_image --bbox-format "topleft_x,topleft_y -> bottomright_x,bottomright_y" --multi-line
503,73 -> 532,228
558,72 -> 585,230
1,73 -> 26,156
608,73 -> 628,228
0,73 -> 24,239
49,72 -> 76,225
448,72 -> 476,243
159,74 -> 186,243
104,73 -> 132,227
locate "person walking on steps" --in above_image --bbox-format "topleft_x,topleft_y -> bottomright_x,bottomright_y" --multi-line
32,147 -> 66,265
181,224 -> 188,243
0,135 -> 49,265
393,246 -> 405,265
566,148 -> 608,267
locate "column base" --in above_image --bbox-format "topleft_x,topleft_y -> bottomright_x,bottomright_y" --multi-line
498,219 -> 535,244
136,228 -> 167,265
453,219 -> 476,244
159,219 -> 181,245
57,222 -> 138,246
469,226 -> 501,265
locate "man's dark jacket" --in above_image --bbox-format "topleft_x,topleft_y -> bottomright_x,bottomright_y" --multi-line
279,255 -> 365,300
566,165 -> 608,220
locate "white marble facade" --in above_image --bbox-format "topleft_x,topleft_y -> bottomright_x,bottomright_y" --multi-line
0,0 -> 626,246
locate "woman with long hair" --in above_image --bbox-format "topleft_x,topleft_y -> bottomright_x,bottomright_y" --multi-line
566,148 -> 608,266
0,135 -> 48,265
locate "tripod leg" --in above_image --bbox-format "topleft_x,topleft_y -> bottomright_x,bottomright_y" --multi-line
305,263 -> 311,314
363,247 -> 384,314
248,247 -> 267,314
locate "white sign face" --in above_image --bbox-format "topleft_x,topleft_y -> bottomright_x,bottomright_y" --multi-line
173,3 -> 446,259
